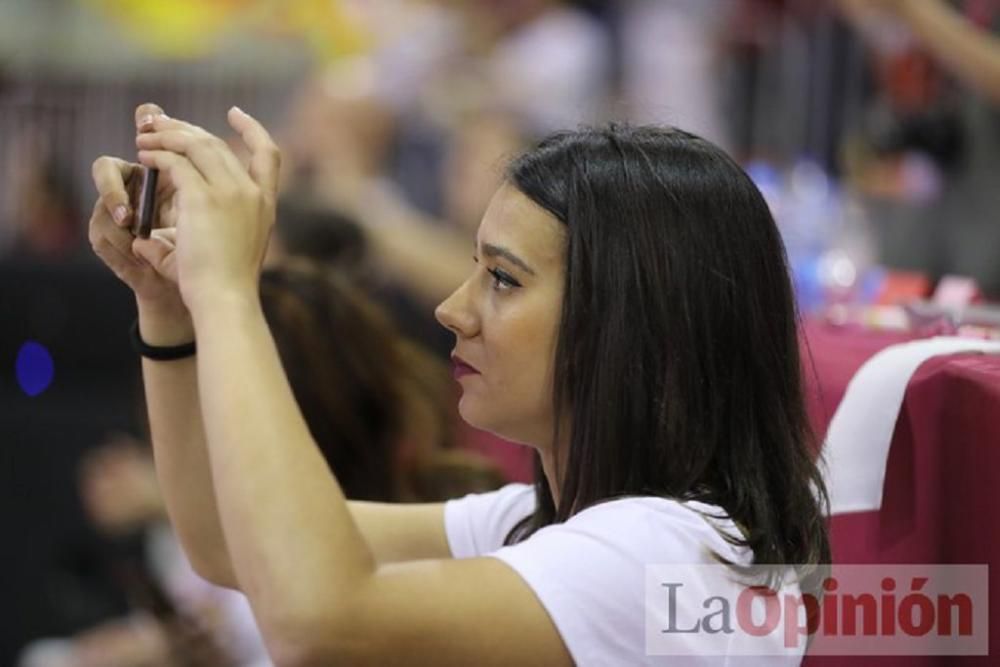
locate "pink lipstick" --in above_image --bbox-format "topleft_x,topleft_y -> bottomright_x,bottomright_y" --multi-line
451,354 -> 480,380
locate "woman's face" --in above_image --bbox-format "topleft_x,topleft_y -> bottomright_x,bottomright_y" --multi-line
435,184 -> 565,448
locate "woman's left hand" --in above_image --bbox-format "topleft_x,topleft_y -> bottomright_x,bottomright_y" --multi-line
134,106 -> 280,316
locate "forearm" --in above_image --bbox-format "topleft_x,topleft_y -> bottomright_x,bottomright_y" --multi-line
137,298 -> 237,587
366,223 -> 471,304
191,293 -> 376,634
899,0 -> 1000,103
350,182 -> 470,305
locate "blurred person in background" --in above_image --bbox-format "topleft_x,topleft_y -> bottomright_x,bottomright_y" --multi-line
2,128 -> 86,263
21,431 -> 255,667
617,0 -> 733,149
840,0 -> 1000,104
838,0 -> 1000,297
289,110 -> 526,316
263,199 -> 369,274
716,0 -> 825,163
280,0 -> 612,201
277,0 -> 611,310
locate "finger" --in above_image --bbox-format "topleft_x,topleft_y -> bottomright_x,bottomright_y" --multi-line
157,198 -> 179,229
136,149 -> 208,197
136,129 -> 247,185
142,112 -> 238,169
228,106 -> 281,198
144,113 -> 211,137
135,103 -> 167,132
90,222 -> 141,268
92,233 -> 145,279
150,226 -> 177,245
89,198 -> 143,264
92,155 -> 140,227
134,235 -> 179,286
133,234 -> 173,266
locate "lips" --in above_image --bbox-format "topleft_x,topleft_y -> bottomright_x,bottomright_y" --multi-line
450,353 -> 480,380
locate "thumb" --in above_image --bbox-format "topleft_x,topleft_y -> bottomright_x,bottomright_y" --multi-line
133,234 -> 178,283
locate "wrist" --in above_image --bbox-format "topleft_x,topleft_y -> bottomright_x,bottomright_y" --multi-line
186,285 -> 262,330
136,297 -> 194,347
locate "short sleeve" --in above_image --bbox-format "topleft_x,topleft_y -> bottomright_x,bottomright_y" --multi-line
487,498 -> 799,666
443,483 -> 535,558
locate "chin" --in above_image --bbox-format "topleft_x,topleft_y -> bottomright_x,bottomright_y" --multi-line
457,396 -> 537,446
456,394 -> 492,431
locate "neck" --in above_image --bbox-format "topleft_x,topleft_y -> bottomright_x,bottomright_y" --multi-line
539,448 -> 561,510
536,412 -> 572,511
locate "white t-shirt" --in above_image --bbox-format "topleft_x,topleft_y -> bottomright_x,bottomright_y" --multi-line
444,484 -> 805,666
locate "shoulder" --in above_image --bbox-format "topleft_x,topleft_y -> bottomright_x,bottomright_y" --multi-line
486,496 -> 755,666
444,483 -> 536,558
530,495 -> 747,565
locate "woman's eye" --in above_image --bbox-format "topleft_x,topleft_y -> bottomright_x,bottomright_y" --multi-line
488,268 -> 520,291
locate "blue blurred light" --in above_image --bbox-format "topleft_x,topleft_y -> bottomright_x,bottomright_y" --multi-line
16,341 -> 55,397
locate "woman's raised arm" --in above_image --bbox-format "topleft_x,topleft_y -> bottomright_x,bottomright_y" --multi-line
89,103 -> 236,586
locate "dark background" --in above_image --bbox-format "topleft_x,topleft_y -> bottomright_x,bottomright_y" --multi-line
0,261 -> 142,664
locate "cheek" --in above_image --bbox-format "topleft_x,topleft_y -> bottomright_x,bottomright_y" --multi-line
482,297 -> 560,393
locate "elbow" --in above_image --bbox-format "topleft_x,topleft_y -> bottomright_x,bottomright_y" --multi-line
173,534 -> 240,590
165,521 -> 241,589
268,641 -> 324,667
187,554 -> 240,590
269,643 -> 334,667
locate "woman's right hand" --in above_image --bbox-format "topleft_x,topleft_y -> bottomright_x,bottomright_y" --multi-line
89,104 -> 184,315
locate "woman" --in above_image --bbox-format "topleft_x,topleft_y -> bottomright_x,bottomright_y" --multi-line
88,103 -> 828,665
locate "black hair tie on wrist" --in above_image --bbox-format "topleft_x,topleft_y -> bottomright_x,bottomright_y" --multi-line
130,319 -> 196,361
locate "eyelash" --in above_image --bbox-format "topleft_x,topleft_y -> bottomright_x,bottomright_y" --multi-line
488,268 -> 520,291
473,256 -> 521,291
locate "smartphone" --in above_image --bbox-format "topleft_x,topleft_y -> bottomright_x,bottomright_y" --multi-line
130,166 -> 159,239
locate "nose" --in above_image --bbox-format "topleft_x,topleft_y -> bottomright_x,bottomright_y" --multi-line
435,279 -> 478,338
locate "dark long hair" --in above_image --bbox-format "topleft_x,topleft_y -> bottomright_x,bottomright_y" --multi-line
504,124 -> 829,570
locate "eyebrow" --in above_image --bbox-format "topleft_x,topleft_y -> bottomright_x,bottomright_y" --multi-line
480,242 -> 536,276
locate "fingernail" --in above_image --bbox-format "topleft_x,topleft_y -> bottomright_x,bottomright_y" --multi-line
138,114 -> 155,129
231,106 -> 248,118
113,205 -> 129,224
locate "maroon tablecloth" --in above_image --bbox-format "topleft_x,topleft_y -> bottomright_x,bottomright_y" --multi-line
801,320 -> 1000,665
